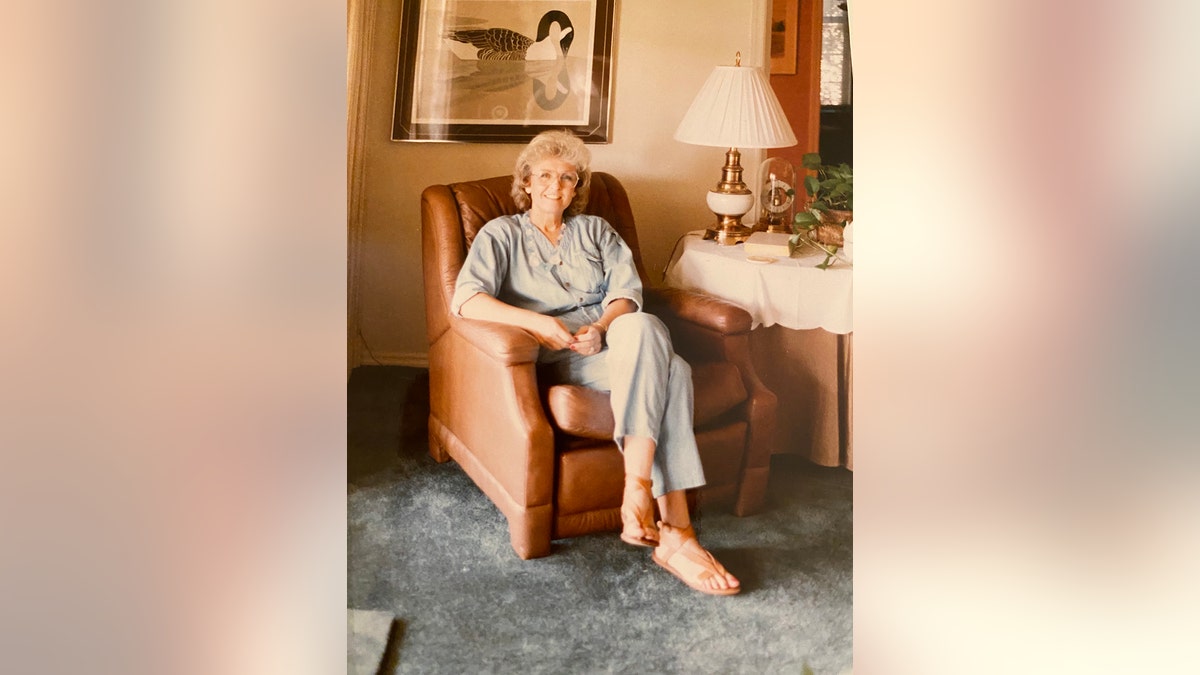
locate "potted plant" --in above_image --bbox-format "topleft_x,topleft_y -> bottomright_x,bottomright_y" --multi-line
790,152 -> 852,268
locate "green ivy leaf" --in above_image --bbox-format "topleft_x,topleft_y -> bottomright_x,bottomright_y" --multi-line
801,152 -> 822,170
793,211 -> 819,226
804,175 -> 820,197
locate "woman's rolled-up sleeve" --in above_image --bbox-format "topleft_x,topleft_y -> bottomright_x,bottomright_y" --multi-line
450,225 -> 509,316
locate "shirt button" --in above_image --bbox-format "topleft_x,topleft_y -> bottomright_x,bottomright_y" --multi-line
564,282 -> 571,287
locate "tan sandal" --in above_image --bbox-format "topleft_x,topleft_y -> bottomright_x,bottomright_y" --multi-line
619,476 -> 660,547
651,522 -> 740,596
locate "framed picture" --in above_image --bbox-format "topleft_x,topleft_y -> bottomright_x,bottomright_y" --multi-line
392,0 -> 615,143
770,0 -> 798,75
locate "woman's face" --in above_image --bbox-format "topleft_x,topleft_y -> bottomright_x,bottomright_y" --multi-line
524,157 -> 579,220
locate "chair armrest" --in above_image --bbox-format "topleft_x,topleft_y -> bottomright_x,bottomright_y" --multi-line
450,316 -> 541,365
430,318 -> 554,519
644,286 -> 752,335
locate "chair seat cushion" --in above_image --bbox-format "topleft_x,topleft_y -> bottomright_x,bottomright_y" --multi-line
546,361 -> 747,440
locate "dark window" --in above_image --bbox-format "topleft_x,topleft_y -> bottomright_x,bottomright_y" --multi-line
819,0 -> 852,167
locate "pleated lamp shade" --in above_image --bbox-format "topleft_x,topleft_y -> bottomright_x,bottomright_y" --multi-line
674,63 -> 797,149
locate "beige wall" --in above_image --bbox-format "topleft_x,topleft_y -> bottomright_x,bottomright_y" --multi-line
351,1 -> 770,367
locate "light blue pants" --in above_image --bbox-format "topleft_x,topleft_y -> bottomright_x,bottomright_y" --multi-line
544,313 -> 706,498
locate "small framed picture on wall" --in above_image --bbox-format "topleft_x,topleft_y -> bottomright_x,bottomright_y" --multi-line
770,0 -> 799,75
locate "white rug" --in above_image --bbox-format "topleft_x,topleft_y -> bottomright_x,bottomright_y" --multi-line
347,609 -> 397,675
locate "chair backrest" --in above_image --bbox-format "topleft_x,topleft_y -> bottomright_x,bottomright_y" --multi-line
421,172 -> 647,344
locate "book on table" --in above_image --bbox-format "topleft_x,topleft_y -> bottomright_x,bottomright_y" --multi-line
743,231 -> 792,258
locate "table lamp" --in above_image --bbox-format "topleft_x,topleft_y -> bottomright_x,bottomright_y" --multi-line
674,52 -> 797,245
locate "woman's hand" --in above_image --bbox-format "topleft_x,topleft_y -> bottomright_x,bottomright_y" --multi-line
529,314 -> 576,351
569,323 -> 605,356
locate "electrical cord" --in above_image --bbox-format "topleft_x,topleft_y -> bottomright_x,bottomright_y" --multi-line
355,324 -> 384,365
661,230 -> 704,283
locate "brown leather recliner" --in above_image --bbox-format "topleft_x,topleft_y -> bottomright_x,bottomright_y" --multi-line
420,172 -> 776,560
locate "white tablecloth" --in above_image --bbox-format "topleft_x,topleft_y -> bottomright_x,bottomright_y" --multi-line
663,233 -> 853,334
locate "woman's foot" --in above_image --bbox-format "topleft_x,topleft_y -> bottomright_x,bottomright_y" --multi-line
651,522 -> 740,596
619,476 -> 660,547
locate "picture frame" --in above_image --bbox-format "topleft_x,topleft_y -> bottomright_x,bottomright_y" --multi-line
391,0 -> 615,143
770,0 -> 798,76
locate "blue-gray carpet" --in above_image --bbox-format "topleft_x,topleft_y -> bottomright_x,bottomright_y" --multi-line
348,366 -> 852,674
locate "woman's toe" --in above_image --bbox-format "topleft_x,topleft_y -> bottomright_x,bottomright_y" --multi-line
708,573 -> 735,591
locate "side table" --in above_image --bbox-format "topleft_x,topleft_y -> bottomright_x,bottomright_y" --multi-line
664,233 -> 853,469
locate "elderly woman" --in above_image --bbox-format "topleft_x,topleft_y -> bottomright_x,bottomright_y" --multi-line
451,130 -> 739,596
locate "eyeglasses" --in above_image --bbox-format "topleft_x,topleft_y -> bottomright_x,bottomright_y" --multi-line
531,170 -> 580,188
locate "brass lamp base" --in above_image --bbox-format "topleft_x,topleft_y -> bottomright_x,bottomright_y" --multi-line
703,223 -> 755,245
702,147 -> 756,246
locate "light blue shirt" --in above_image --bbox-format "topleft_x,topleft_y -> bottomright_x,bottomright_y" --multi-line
451,212 -> 644,339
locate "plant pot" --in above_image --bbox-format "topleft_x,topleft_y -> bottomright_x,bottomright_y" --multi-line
808,209 -> 851,247
810,224 -> 845,247
820,209 -> 853,226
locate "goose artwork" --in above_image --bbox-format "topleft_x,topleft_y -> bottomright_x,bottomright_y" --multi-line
443,10 -> 574,61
